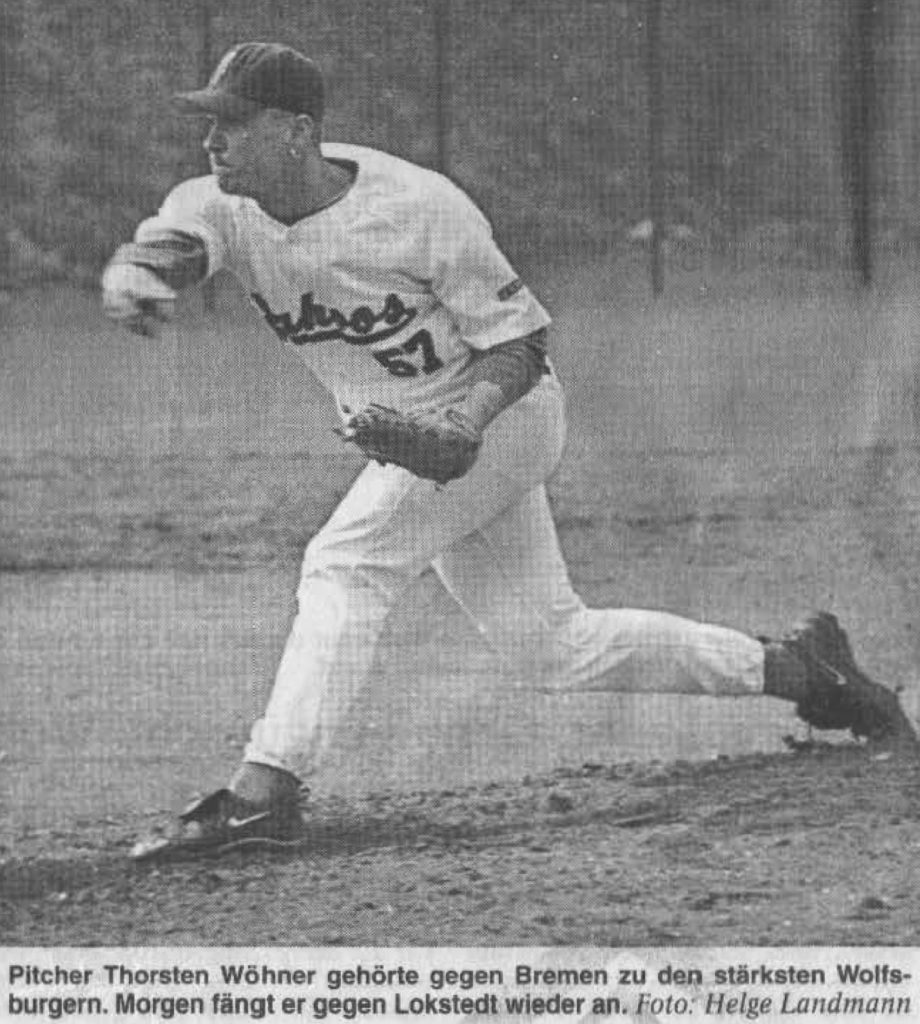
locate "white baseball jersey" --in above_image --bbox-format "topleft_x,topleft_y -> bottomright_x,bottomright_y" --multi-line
137,143 -> 551,413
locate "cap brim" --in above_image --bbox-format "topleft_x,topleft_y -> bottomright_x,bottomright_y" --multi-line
172,88 -> 263,118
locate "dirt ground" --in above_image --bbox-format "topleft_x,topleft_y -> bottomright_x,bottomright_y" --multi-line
3,268 -> 920,946
2,746 -> 919,945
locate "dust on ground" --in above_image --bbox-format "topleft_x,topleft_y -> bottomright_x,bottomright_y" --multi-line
2,746 -> 919,945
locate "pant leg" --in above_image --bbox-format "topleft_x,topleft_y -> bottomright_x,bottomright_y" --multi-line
245,377 -> 567,777
434,485 -> 765,696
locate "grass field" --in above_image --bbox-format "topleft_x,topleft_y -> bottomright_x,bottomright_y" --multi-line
3,259 -> 920,944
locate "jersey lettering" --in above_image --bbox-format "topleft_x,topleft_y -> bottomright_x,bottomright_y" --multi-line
250,291 -> 417,346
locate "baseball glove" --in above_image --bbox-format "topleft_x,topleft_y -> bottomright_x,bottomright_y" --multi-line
339,404 -> 482,485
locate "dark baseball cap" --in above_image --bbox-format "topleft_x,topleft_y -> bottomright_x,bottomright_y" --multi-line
174,42 -> 325,120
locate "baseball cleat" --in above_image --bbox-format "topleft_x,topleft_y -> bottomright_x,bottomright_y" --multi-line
130,787 -> 307,861
783,612 -> 919,749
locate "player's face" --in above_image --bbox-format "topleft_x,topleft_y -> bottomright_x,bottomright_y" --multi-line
203,110 -> 290,200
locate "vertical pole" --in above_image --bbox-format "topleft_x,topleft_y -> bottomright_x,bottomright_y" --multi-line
842,0 -> 875,287
433,0 -> 451,175
0,2 -> 21,285
646,0 -> 665,295
199,0 -> 216,311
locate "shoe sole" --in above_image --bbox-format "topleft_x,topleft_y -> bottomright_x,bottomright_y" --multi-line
130,831 -> 308,862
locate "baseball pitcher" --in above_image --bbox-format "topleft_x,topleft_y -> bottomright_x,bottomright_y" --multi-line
102,43 -> 916,859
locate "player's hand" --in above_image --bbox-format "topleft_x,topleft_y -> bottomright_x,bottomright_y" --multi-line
102,263 -> 177,337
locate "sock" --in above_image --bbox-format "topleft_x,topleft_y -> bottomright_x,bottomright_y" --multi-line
230,763 -> 301,806
761,641 -> 809,703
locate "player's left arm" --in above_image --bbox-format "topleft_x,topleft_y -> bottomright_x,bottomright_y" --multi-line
341,329 -> 547,484
460,327 -> 548,430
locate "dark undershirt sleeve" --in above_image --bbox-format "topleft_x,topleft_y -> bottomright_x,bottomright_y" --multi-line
107,229 -> 209,291
465,327 -> 549,405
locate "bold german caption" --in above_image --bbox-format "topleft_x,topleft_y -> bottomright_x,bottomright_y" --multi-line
2,949 -> 917,1021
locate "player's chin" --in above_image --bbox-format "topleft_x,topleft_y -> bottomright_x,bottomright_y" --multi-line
214,173 -> 240,194
213,168 -> 246,195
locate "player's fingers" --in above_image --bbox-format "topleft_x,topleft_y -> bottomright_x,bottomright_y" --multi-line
138,297 -> 176,322
102,262 -> 178,301
102,292 -> 139,321
127,315 -> 161,338
104,293 -> 172,326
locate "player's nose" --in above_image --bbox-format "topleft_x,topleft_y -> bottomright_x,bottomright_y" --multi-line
203,123 -> 226,154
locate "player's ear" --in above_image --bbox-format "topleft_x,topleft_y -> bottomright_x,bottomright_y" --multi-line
292,113 -> 321,147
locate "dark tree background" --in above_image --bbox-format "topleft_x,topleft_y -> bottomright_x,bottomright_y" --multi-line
3,0 -> 919,284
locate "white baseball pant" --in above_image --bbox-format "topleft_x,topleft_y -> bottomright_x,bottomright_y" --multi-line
244,375 -> 765,777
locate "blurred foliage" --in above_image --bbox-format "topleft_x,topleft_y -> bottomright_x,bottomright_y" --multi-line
2,0 -> 919,284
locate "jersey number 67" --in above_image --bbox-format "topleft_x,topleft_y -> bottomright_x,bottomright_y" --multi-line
372,329 -> 444,378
